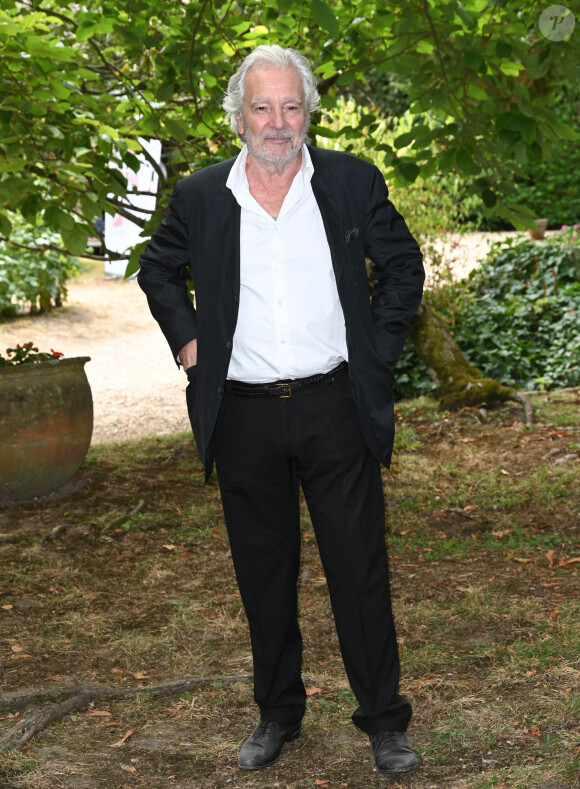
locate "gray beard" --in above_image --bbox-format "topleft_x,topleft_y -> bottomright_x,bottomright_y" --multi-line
242,128 -> 306,167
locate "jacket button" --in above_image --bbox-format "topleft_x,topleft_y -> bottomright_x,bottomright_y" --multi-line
217,386 -> 224,395
234,295 -> 239,303
226,341 -> 233,349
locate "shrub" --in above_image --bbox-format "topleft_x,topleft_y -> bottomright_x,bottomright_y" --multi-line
0,216 -> 81,318
395,229 -> 580,399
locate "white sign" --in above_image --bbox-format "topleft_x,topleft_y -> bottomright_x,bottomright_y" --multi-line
104,138 -> 163,278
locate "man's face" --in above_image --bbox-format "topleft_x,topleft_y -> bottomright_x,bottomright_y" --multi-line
237,66 -> 308,167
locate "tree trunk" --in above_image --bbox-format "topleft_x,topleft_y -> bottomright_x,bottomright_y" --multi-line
409,302 -> 533,425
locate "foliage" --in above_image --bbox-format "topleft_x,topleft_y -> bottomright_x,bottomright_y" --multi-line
396,230 -> 580,398
0,0 -> 578,269
319,97 -> 481,235
0,215 -> 80,317
505,139 -> 580,228
0,341 -> 64,367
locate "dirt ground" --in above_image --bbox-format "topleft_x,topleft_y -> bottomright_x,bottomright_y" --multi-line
0,390 -> 578,788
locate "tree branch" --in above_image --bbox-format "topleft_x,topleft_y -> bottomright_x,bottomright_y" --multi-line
0,675 -> 251,751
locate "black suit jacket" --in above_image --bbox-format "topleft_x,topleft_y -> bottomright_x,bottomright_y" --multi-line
138,146 -> 425,480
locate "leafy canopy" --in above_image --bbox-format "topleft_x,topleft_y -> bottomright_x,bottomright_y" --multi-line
0,0 -> 577,267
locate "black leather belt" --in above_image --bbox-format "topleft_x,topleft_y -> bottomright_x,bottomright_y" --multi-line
224,361 -> 348,398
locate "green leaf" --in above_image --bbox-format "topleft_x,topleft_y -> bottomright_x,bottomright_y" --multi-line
44,205 -> 75,232
310,124 -> 339,139
499,60 -> 523,76
156,82 -> 174,102
0,157 -> 27,173
394,131 -> 416,149
60,223 -> 89,256
495,41 -> 512,58
455,7 -> 477,28
463,49 -> 483,72
311,0 -> 340,38
125,240 -> 148,278
482,188 -> 497,207
0,213 -> 12,236
496,112 -> 529,132
456,148 -> 475,174
466,84 -> 488,101
395,161 -> 420,183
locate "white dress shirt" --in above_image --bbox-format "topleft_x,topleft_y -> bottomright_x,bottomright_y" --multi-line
225,145 -> 348,383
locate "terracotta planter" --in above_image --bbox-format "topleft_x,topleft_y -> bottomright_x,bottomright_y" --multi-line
529,218 -> 548,240
0,357 -> 93,503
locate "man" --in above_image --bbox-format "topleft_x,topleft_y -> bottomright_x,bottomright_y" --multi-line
138,45 -> 424,775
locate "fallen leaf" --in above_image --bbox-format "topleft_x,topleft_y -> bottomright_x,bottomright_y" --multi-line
492,529 -> 513,538
87,710 -> 112,717
559,557 -> 580,568
163,544 -> 177,551
548,609 -> 559,621
129,670 -> 148,680
530,725 -> 542,737
464,505 -> 478,513
1,604 -> 13,610
11,644 -> 23,653
306,686 -> 322,696
99,721 -> 121,728
120,764 -> 136,773
110,729 -> 134,747
513,557 -> 534,563
526,669 -> 537,677
314,781 -> 329,786
546,549 -> 556,568
11,654 -> 32,660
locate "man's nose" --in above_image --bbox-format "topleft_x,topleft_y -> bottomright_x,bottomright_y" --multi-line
269,106 -> 285,128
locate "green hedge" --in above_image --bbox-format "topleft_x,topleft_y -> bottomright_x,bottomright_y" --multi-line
0,218 -> 80,318
395,230 -> 580,399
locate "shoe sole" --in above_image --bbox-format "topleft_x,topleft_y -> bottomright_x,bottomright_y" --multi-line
376,761 -> 419,774
238,728 -> 301,770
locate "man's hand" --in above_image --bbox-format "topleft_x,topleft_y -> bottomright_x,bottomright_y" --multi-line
179,338 -> 197,370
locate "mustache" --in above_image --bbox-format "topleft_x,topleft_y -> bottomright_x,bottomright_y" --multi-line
261,130 -> 295,140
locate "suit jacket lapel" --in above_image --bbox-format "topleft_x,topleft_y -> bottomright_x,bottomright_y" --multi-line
213,180 -> 241,299
310,154 -> 347,283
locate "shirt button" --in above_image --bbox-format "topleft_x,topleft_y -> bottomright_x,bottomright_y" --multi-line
280,340 -> 285,345
226,341 -> 232,349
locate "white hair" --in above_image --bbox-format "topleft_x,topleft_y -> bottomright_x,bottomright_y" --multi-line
222,45 -> 320,136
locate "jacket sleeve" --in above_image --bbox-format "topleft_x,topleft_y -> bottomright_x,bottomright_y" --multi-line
137,180 -> 197,364
364,166 -> 425,367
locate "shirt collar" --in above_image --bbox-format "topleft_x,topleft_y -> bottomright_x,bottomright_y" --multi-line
226,143 -> 313,194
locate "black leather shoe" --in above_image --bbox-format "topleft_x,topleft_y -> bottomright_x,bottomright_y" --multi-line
369,730 -> 419,774
238,720 -> 301,770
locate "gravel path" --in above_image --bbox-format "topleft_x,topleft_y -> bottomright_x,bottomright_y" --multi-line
0,231 -> 535,444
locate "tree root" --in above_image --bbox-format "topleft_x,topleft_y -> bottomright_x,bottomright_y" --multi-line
0,674 -> 250,751
410,302 -> 534,426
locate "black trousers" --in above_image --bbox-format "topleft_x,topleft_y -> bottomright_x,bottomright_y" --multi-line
213,365 -> 412,734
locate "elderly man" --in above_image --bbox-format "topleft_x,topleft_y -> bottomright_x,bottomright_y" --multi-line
138,45 -> 424,774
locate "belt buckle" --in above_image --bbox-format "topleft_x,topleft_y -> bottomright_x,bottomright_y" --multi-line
274,383 -> 292,398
